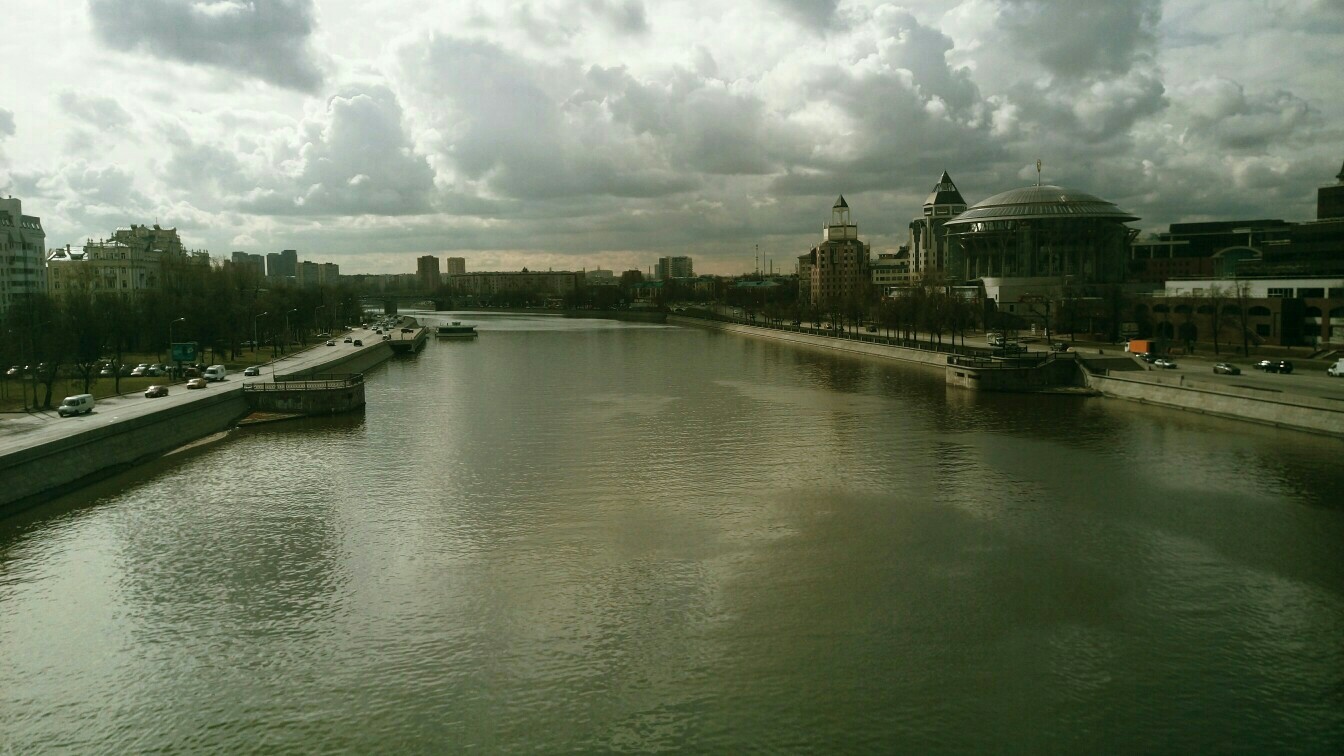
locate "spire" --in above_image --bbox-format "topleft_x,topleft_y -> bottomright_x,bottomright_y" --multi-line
1337,159 -> 1344,185
834,195 -> 848,208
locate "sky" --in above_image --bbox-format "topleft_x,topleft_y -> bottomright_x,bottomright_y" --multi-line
1,0 -> 1342,276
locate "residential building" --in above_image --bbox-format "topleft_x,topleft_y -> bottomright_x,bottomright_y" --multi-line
296,260 -> 320,287
0,197 -> 46,316
798,196 -> 871,310
449,270 -> 586,298
445,257 -> 466,276
417,255 -> 441,290
46,224 -> 204,297
657,256 -> 694,280
279,249 -> 298,278
318,262 -> 339,285
872,248 -> 913,291
230,251 -> 266,280
266,252 -> 283,279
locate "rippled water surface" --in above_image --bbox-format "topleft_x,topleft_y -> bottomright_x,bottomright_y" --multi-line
4,313 -> 1344,752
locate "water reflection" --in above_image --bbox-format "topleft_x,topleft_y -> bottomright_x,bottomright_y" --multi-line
2,314 -> 1342,752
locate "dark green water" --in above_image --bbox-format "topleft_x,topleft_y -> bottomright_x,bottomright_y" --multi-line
3,313 -> 1343,752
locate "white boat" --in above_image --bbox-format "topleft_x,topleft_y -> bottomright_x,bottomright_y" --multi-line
436,321 -> 478,338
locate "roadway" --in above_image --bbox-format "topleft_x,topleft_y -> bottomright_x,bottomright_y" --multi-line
0,317 -> 405,456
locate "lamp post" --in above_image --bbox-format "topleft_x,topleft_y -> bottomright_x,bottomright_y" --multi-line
283,308 -> 297,354
168,317 -> 185,379
254,311 -> 268,357
315,305 -> 326,336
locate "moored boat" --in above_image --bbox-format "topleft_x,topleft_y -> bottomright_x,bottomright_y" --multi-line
436,321 -> 478,337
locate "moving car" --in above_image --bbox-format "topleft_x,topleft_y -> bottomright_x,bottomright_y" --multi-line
243,366 -> 261,377
343,337 -> 353,343
186,378 -> 207,389
353,339 -> 364,346
1213,362 -> 1241,375
1154,358 -> 1177,369
1051,342 -> 1070,352
1255,359 -> 1294,374
57,394 -> 95,416
145,385 -> 169,398
326,340 -> 337,346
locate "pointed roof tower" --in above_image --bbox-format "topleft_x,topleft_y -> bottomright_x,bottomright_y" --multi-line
834,195 -> 848,209
1336,159 -> 1344,184
923,171 -> 965,209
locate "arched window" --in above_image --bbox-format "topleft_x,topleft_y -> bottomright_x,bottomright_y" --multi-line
1222,305 -> 1240,316
1153,304 -> 1170,314
1249,306 -> 1272,317
1174,304 -> 1193,315
1197,305 -> 1215,314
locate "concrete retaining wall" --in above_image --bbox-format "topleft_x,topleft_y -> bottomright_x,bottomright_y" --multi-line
1085,371 -> 1344,437
246,383 -> 366,414
670,316 -> 949,368
0,390 -> 249,515
947,357 -> 1080,391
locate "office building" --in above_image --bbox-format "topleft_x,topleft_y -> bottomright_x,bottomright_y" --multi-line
797,196 -> 871,310
657,256 -> 694,281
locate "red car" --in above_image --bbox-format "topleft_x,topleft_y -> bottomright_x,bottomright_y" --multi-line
145,385 -> 169,398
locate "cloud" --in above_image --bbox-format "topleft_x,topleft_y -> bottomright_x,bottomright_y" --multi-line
997,0 -> 1162,80
768,0 -> 841,26
86,0 -> 325,91
57,92 -> 132,129
1177,77 -> 1314,151
0,108 -> 14,138
237,84 -> 437,216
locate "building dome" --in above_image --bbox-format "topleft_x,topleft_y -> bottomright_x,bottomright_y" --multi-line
944,185 -> 1138,226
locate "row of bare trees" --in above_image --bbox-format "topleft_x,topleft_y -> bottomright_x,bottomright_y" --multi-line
1,259 -> 360,409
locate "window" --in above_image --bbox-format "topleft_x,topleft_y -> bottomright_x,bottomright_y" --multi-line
1297,288 -> 1324,298
1249,306 -> 1272,317
1267,287 -> 1291,298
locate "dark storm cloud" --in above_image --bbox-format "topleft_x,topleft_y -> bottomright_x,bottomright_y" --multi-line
769,0 -> 841,25
237,85 -> 437,216
86,0 -> 324,91
998,0 -> 1161,80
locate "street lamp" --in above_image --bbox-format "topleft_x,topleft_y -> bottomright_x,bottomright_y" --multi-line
284,308 -> 297,353
168,317 -> 185,377
315,304 -> 326,335
254,311 -> 268,355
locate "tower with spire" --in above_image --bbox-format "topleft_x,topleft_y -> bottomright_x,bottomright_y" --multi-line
799,195 -> 871,311
909,171 -> 967,277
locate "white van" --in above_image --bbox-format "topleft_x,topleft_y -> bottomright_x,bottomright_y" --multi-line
1327,359 -> 1344,377
203,365 -> 228,382
57,394 -> 95,417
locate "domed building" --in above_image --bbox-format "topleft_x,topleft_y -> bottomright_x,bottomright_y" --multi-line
942,184 -> 1139,307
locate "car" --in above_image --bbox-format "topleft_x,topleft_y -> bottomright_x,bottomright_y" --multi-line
145,385 -> 169,398
1140,352 -> 1159,363
243,366 -> 261,377
382,334 -> 391,340
374,328 -> 383,334
1154,358 -> 1177,369
99,368 -> 114,377
1051,342 -> 1070,352
353,338 -> 364,346
6,365 -> 18,376
130,367 -> 148,377
57,394 -> 95,416
344,337 -> 353,343
1213,362 -> 1241,375
999,343 -> 1025,355
326,340 -> 337,346
1256,359 -> 1294,374
186,378 -> 207,389
147,367 -> 163,376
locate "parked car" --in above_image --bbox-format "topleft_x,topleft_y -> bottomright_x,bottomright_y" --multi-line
1154,358 -> 1177,369
6,365 -> 19,376
186,378 -> 207,389
1256,359 -> 1294,374
145,385 -> 169,398
243,366 -> 261,377
130,366 -> 148,377
1213,362 -> 1241,375
57,394 -> 95,417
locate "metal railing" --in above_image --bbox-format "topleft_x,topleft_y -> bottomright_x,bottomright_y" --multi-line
244,373 -> 363,392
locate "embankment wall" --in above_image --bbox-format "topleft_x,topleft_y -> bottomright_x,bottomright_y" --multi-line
1,390 -> 249,514
275,342 -> 396,380
1084,371 -> 1344,437
669,316 -> 948,368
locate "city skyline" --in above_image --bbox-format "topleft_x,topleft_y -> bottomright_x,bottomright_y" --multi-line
1,0 -> 1341,275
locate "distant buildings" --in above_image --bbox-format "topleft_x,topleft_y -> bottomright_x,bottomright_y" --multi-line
909,172 -> 967,277
416,255 -> 441,290
231,251 -> 266,279
445,257 -> 466,276
46,224 -> 207,297
449,270 -> 585,299
657,256 -> 693,281
0,196 -> 46,316
797,196 -> 870,310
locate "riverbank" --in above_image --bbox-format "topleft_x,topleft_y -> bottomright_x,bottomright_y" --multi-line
673,314 -> 1344,438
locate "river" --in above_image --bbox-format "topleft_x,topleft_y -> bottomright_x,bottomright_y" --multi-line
3,312 -> 1342,752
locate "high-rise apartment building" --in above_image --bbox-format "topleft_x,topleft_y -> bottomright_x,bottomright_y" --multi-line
231,251 -> 266,279
445,257 -> 466,276
417,255 -> 441,290
0,197 -> 46,315
657,256 -> 693,280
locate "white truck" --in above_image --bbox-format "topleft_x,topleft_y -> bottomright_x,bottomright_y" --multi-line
1327,359 -> 1344,377
203,365 -> 228,382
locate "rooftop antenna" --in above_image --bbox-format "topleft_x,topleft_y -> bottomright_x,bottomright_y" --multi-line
1036,159 -> 1042,187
